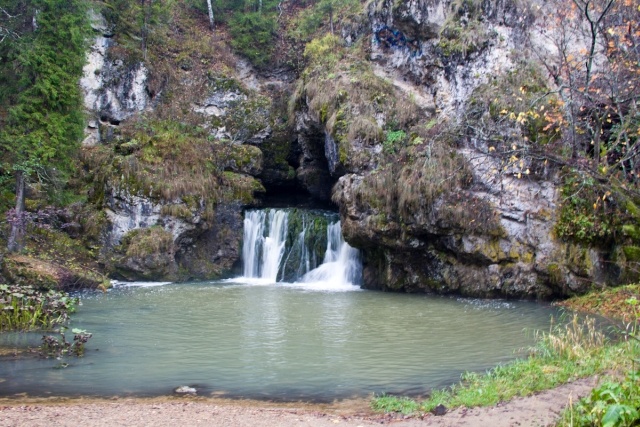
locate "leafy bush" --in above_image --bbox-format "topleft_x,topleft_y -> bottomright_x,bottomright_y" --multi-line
303,33 -> 344,68
556,172 -> 620,245
0,284 -> 77,331
563,370 -> 639,427
41,328 -> 93,358
383,130 -> 406,153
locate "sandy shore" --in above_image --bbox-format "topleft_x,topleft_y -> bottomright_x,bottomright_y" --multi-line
0,376 -> 596,427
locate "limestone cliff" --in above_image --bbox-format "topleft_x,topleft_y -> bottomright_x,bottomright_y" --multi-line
75,0 -> 639,296
288,0 -> 640,298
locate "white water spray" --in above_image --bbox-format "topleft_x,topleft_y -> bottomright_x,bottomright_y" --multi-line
300,221 -> 362,288
243,209 -> 289,281
241,209 -> 362,289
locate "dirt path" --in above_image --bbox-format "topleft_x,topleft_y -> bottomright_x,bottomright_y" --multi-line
0,377 -> 596,427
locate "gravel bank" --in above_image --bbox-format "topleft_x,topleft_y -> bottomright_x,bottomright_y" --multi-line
0,377 -> 596,427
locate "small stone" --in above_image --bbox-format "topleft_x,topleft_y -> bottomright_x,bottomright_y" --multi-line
174,385 -> 197,395
433,404 -> 447,416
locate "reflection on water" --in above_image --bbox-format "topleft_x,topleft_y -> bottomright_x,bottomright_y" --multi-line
0,282 -> 563,401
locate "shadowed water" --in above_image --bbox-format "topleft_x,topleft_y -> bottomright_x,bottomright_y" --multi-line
0,281 -> 563,401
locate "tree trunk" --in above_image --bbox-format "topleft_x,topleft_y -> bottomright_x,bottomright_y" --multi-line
206,0 -> 214,30
329,6 -> 334,35
7,170 -> 25,253
592,112 -> 603,166
141,0 -> 148,60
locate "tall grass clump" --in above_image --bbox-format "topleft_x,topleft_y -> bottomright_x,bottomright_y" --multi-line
558,296 -> 639,427
0,284 -> 77,331
533,315 -> 606,360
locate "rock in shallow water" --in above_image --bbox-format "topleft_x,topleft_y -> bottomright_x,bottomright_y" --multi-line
174,386 -> 197,395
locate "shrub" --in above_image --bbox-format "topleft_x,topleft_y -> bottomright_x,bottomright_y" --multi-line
304,34 -> 344,69
229,12 -> 277,69
0,284 -> 77,331
555,171 -> 620,245
41,328 -> 93,358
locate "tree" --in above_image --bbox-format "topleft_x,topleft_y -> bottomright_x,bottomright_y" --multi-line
101,0 -> 173,62
537,0 -> 640,174
0,0 -> 88,252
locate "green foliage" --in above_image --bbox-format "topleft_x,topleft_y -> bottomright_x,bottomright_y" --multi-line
229,12 -> 276,68
101,0 -> 174,62
0,0 -> 89,204
83,119 -> 264,218
558,298 -> 639,427
303,34 -> 344,69
0,0 -> 29,107
383,130 -> 406,153
558,284 -> 640,324
298,39 -> 417,173
437,0 -> 494,59
556,172 -> 618,245
223,95 -> 272,142
119,226 -> 174,259
291,0 -> 363,42
348,133 -> 496,236
561,371 -> 640,427
0,284 -> 77,331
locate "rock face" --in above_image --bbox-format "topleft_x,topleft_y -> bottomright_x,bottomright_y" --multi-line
77,2 -> 628,297
105,190 -> 243,281
80,12 -> 149,145
79,10 -> 261,282
293,112 -> 336,201
288,0 -> 625,298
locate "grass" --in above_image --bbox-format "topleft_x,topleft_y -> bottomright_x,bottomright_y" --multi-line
371,308 -> 639,417
556,290 -> 639,426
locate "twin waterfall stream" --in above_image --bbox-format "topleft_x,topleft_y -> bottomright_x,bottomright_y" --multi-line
241,209 -> 362,289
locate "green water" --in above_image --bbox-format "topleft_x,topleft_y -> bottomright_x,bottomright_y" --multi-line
0,281 -> 563,401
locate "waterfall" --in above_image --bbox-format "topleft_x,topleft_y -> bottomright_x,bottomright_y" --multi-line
300,221 -> 362,287
241,209 -> 362,288
243,209 -> 288,281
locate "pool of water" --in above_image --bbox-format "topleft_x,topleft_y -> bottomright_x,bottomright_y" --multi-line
0,281 -> 563,401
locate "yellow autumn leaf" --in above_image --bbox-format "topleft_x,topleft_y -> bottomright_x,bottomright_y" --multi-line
489,146 -> 495,152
